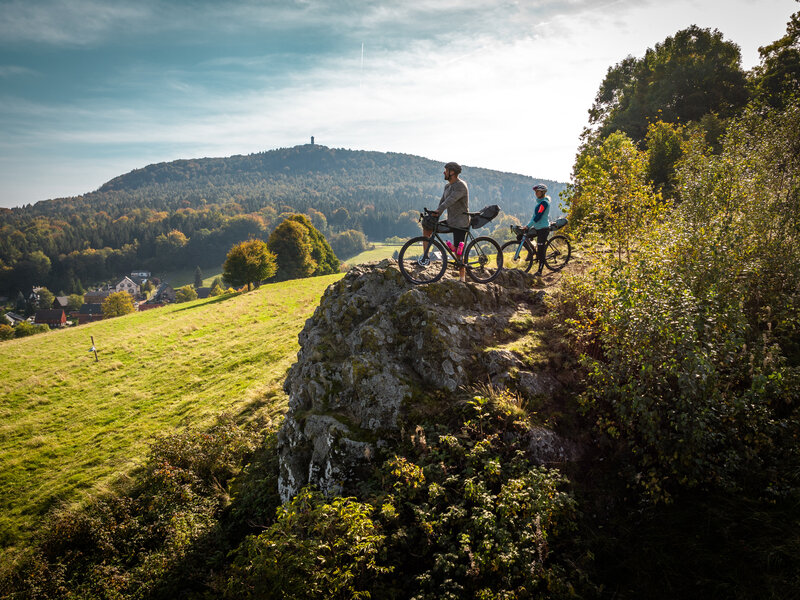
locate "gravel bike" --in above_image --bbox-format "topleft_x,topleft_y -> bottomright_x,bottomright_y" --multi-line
500,220 -> 571,273
398,209 -> 503,284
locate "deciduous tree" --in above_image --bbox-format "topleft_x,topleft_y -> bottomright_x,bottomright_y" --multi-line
175,285 -> 198,303
588,26 -> 749,143
102,291 -> 135,318
267,219 -> 317,281
223,239 -> 278,291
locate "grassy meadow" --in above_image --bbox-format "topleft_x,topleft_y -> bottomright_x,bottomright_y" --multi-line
340,242 -> 400,268
0,273 -> 342,551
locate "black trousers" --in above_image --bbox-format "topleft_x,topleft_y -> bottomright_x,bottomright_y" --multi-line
533,228 -> 549,271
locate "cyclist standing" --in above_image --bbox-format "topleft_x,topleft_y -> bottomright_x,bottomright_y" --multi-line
521,183 -> 550,276
422,162 -> 469,281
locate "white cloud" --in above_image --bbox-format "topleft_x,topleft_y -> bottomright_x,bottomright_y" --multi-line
0,0 -> 151,46
0,0 -> 797,207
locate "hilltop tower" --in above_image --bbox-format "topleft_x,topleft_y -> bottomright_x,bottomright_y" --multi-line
311,136 -> 315,145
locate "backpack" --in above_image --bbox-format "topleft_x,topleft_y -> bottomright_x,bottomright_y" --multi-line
470,205 -> 501,229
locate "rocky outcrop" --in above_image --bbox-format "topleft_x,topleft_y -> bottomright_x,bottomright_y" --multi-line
277,260 -> 575,502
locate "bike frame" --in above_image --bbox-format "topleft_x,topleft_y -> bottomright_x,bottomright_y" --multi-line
511,231 -> 538,261
424,227 -> 476,266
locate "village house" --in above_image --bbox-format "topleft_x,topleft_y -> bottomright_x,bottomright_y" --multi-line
84,290 -> 111,304
4,311 -> 27,326
114,276 -> 141,298
34,309 -> 67,327
53,296 -> 70,310
151,283 -> 176,304
77,303 -> 104,325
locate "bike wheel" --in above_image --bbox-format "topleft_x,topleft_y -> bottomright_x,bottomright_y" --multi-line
464,236 -> 503,283
544,235 -> 571,271
500,240 -> 534,273
398,236 -> 448,284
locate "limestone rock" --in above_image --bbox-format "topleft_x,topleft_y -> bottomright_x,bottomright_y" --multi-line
278,260 -> 562,502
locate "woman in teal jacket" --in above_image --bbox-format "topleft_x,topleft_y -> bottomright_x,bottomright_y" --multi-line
522,183 -> 550,276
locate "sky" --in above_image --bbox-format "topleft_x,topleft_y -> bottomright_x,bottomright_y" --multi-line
0,0 -> 796,209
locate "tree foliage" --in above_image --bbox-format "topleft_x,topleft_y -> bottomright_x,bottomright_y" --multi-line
751,10 -> 800,109
175,285 -> 198,303
569,131 -> 667,261
267,215 -> 338,281
588,25 -> 749,143
559,101 -> 800,503
0,146 -> 562,295
329,229 -> 369,260
101,291 -> 134,318
36,287 -> 55,310
222,239 -> 277,291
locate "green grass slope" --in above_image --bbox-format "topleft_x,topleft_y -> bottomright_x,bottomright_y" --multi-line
0,273 -> 342,551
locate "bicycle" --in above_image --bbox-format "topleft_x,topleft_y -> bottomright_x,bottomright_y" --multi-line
500,218 -> 571,273
398,209 -> 503,285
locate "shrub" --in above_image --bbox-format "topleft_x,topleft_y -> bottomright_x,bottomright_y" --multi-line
560,103 -> 800,502
1,417 -> 270,599
14,321 -> 48,337
226,489 -> 388,599
175,284 -> 198,303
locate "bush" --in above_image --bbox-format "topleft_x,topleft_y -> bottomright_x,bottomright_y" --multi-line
14,321 -> 48,338
175,284 -> 198,303
226,489 -> 388,599
559,103 -> 800,502
226,390 -> 588,599
1,417 -> 271,599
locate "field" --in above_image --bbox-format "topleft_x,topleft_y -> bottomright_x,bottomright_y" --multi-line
0,273 -> 342,551
156,266 -> 224,288
340,242 -> 401,267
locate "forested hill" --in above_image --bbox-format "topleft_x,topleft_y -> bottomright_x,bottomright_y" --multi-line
0,144 -> 564,295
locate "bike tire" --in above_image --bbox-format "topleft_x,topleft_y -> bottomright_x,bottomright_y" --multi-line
464,236 -> 503,283
398,236 -> 448,284
500,240 -> 534,273
544,235 -> 571,271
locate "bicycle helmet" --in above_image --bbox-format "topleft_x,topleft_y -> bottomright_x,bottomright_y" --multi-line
444,162 -> 462,174
532,184 -> 548,192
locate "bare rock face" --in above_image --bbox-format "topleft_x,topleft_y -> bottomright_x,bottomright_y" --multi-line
277,260 -> 565,502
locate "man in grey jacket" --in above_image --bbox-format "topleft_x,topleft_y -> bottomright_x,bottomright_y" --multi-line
422,162 -> 469,281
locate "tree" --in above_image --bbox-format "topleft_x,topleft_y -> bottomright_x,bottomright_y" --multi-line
287,214 -> 339,276
222,239 -> 278,291
0,324 -> 14,341
14,291 -> 25,312
36,287 -> 55,310
588,26 -> 749,144
102,291 -> 135,318
267,219 -> 317,281
751,10 -> 800,109
645,120 -> 686,199
329,229 -> 369,260
570,131 -> 667,262
175,285 -> 198,303
67,294 -> 84,312
194,266 -> 203,289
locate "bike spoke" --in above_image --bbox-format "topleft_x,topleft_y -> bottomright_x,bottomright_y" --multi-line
398,237 -> 448,284
465,237 -> 502,283
500,240 -> 534,272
